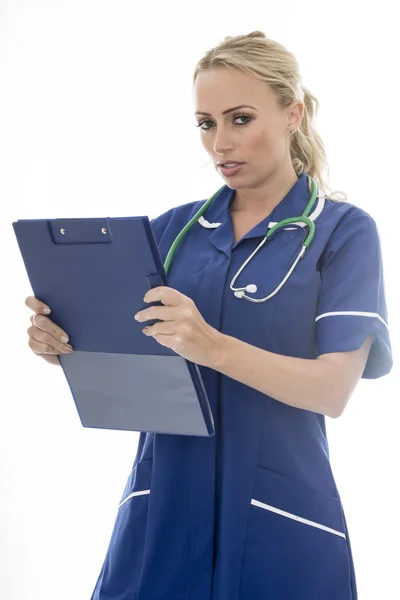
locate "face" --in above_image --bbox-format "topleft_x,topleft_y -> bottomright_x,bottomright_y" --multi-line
193,67 -> 302,186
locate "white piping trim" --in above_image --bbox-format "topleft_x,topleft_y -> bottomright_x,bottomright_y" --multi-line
251,498 -> 346,539
198,215 -> 221,229
269,195 -> 325,229
118,489 -> 150,508
198,196 -> 326,230
315,311 -> 388,329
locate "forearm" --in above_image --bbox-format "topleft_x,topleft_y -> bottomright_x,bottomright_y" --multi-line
209,332 -> 341,418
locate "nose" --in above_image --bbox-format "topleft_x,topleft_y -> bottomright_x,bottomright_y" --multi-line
212,127 -> 234,156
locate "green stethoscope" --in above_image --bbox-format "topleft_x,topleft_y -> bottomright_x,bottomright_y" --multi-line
164,174 -> 319,303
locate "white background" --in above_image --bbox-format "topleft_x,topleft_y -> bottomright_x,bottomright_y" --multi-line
1,1 -> 399,598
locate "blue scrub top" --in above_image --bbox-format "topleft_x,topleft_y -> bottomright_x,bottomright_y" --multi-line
91,171 -> 392,600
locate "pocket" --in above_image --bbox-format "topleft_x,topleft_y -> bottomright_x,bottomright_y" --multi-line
92,459 -> 153,598
238,467 -> 354,600
119,459 -> 152,508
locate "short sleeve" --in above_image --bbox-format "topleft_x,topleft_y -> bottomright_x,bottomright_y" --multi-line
315,210 -> 393,379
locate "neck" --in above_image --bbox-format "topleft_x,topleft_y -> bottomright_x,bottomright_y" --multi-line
230,163 -> 300,215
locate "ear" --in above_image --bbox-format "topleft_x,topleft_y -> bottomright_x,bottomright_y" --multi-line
287,99 -> 304,132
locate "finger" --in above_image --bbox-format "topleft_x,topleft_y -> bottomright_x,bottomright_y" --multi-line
143,321 -> 177,337
136,305 -> 177,323
145,287 -> 185,307
41,355 -> 61,366
28,335 -> 71,356
31,313 -> 70,344
27,325 -> 72,355
145,331 -> 178,351
25,295 -> 51,315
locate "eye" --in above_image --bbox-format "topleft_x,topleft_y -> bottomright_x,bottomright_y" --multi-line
195,119 -> 214,131
195,114 -> 252,131
234,114 -> 252,126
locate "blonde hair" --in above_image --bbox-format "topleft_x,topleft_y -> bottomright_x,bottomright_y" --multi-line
193,31 -> 346,202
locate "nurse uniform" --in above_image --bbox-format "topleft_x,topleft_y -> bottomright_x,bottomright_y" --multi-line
91,171 -> 393,600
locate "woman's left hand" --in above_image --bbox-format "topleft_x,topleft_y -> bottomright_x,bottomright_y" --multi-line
134,286 -> 222,368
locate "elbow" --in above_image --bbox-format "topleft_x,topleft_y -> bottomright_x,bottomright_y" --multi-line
326,391 -> 350,419
329,404 -> 344,419
317,359 -> 353,419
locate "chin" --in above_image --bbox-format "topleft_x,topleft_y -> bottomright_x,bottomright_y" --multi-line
219,173 -> 248,189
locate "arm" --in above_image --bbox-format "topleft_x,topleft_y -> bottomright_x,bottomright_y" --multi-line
210,332 -> 373,419
208,210 -> 391,417
144,208 -> 391,414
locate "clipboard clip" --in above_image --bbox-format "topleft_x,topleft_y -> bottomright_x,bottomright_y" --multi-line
48,219 -> 113,244
145,273 -> 164,290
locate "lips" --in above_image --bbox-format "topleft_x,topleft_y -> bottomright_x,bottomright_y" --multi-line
218,163 -> 244,177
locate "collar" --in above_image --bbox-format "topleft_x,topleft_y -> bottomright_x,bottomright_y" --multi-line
199,171 -> 325,256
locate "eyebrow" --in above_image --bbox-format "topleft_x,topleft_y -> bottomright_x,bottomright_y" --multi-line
194,104 -> 257,116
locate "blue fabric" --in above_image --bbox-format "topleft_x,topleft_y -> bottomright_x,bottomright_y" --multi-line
314,208 -> 392,378
91,171 -> 392,599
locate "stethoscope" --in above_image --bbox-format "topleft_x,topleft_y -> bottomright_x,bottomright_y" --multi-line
163,174 -> 321,303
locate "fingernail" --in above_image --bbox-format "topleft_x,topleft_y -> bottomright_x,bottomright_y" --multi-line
43,307 -> 51,314
61,336 -> 69,343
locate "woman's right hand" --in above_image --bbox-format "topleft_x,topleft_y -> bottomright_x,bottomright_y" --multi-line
25,296 -> 73,366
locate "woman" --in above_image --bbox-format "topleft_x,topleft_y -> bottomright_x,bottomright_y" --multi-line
26,32 -> 392,599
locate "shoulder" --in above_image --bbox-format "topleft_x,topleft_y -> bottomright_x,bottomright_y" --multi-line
323,196 -> 377,227
318,197 -> 383,267
322,197 -> 381,245
150,199 -> 207,245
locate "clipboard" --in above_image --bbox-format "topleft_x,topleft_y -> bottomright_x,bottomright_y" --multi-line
12,216 -> 215,437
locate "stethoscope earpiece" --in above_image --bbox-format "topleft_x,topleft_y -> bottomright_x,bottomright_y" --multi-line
234,284 -> 258,299
246,284 -> 257,293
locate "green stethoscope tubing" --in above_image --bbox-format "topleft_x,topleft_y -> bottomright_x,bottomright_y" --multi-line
163,174 -> 318,302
